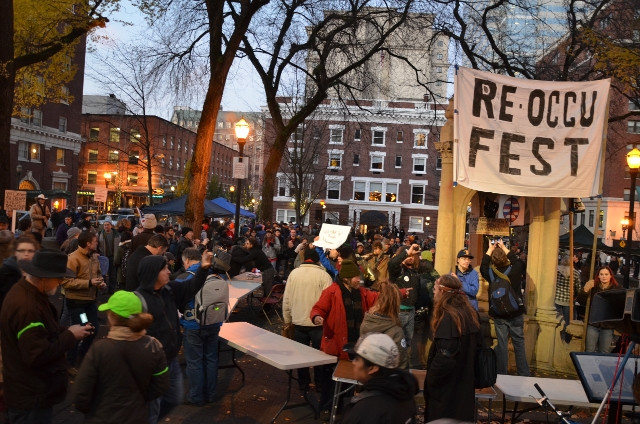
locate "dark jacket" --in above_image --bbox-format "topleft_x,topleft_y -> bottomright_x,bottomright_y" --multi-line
0,256 -> 22,312
425,311 -> 480,422
342,369 -> 418,424
56,223 -> 71,246
73,334 -> 169,423
136,256 -> 209,361
231,244 -> 271,272
124,246 -> 152,291
0,278 -> 77,409
388,249 -> 420,308
480,251 -> 525,318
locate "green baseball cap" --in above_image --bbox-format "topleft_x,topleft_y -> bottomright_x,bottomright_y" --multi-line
98,291 -> 142,318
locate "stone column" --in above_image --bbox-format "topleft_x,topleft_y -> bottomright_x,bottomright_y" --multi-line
434,99 -> 455,276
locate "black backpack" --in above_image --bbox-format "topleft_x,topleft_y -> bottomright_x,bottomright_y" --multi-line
488,265 -> 521,317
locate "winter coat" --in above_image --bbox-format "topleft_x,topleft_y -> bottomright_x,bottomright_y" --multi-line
136,256 -> 209,361
456,266 -> 480,310
62,249 -> 101,302
360,312 -> 408,369
98,230 -> 120,259
282,263 -> 333,326
341,370 -> 418,424
310,283 -> 378,359
388,250 -> 420,308
124,246 -> 152,291
73,328 -> 169,423
231,245 -> 271,272
113,240 -> 131,287
130,229 -> 155,254
0,256 -> 22,312
425,311 -> 480,422
0,278 -> 76,409
480,251 -> 525,318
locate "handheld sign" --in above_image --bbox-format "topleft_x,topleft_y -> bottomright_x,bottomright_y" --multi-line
314,224 -> 351,250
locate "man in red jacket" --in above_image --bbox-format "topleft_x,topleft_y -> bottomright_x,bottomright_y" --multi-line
310,260 -> 378,417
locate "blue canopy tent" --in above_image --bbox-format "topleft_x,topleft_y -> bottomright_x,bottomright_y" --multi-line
210,197 -> 256,219
142,196 -> 232,217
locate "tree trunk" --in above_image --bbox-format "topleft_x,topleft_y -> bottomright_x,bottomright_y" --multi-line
0,0 -> 15,205
260,133 -> 287,222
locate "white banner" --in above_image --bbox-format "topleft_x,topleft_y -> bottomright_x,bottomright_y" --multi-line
454,67 -> 610,197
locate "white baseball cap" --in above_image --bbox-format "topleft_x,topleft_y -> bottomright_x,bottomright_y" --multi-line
352,333 -> 399,369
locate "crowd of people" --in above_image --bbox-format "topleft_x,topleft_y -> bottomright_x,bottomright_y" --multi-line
0,195 -> 624,424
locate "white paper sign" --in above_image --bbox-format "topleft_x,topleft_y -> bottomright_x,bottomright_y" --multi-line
94,187 -> 108,202
4,190 -> 26,217
233,157 -> 249,179
453,67 -> 610,197
314,224 -> 351,250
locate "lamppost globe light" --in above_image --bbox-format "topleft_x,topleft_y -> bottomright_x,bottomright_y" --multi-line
627,147 -> 640,169
234,117 -> 250,141
230,185 -> 235,192
233,118 -> 250,239
170,185 -> 175,192
623,146 -> 640,288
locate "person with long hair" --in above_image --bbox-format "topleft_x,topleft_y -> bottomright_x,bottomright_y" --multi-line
360,280 -> 408,368
424,274 -> 480,422
73,291 -> 169,423
554,255 -> 581,342
583,266 -> 619,353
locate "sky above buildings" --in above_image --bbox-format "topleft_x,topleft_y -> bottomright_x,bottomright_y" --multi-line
83,4 -> 266,119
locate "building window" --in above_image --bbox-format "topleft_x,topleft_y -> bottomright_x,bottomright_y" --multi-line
354,182 -> 366,200
161,157 -> 165,168
18,141 -> 28,160
414,132 -> 427,148
87,171 -> 97,185
30,144 -> 41,161
354,129 -> 361,141
56,148 -> 65,165
408,216 -> 424,232
328,151 -> 343,169
58,116 -> 67,133
628,121 -> 640,134
169,156 -> 173,169
130,129 -> 140,143
185,143 -> 189,153
396,131 -> 403,143
588,210 -> 594,227
353,154 -> 360,166
128,173 -> 138,186
129,150 -> 139,165
88,149 -> 98,163
277,176 -> 290,197
330,127 -> 343,144
630,100 -> 640,111
369,182 -> 383,202
411,185 -> 425,204
177,139 -> 181,151
170,137 -> 174,149
327,180 -> 341,199
437,40 -> 443,47
413,156 -> 427,173
217,121 -> 224,129
599,210 -> 604,228
162,136 -> 167,147
436,156 -> 442,170
108,150 -> 119,163
176,161 -> 180,171
372,129 -> 385,146
436,66 -> 443,73
370,153 -> 385,171
52,181 -> 67,190
90,127 -> 100,141
580,212 -> 585,225
110,127 -> 120,142
324,211 -> 339,224
395,156 -> 402,168
386,183 -> 398,202
437,53 -> 443,60
624,189 -> 630,201
60,86 -> 70,104
32,109 -> 42,127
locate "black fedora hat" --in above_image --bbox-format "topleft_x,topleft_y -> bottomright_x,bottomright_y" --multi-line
18,249 -> 76,279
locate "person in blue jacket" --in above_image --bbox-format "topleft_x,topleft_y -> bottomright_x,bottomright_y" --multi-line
455,249 -> 479,310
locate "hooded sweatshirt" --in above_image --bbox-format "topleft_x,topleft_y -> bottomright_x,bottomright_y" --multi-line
136,255 -> 209,361
341,369 -> 418,424
360,312 -> 408,369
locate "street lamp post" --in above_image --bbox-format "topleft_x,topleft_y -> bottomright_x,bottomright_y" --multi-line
234,118 -> 250,239
624,147 -> 640,288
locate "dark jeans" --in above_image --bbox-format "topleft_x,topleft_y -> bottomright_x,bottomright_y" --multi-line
293,325 -> 323,388
261,267 -> 276,296
183,325 -> 220,404
8,407 -> 53,424
65,298 -> 98,366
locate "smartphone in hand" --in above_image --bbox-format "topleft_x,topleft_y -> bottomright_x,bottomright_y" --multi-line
79,313 -> 88,325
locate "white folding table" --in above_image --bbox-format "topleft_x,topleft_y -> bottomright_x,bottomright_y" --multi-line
219,321 -> 337,423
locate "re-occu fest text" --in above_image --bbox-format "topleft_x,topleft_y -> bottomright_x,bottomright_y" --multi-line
468,78 -> 598,177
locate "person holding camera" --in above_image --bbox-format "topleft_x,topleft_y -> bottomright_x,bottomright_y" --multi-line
388,243 -> 421,368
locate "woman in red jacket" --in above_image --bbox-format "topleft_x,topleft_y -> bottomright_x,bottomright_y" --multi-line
310,259 -> 378,416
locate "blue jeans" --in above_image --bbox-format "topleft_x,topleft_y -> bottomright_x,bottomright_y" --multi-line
148,357 -> 184,424
183,325 -> 220,404
399,308 -> 415,346
8,407 -> 53,424
494,314 -> 530,376
65,299 -> 98,366
586,325 -> 614,353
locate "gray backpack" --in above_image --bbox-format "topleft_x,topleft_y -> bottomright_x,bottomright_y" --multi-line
194,274 -> 229,325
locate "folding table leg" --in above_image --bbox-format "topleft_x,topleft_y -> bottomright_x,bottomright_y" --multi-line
271,370 -> 294,423
330,381 -> 342,424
